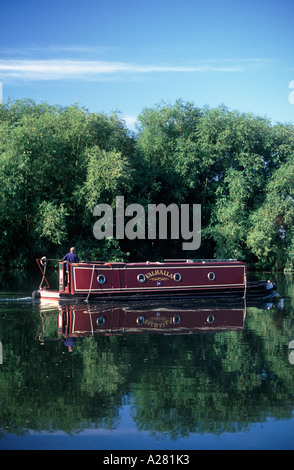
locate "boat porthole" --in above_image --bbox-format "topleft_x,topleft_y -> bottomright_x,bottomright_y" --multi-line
208,272 -> 215,281
96,316 -> 105,325
174,273 -> 182,282
173,315 -> 181,325
97,274 -> 106,284
207,314 -> 215,324
136,315 -> 146,325
137,273 -> 146,283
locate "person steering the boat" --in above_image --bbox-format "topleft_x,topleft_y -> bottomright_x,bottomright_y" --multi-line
63,247 -> 79,265
62,247 -> 79,287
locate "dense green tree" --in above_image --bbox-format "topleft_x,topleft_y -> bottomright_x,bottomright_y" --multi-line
0,100 -> 134,267
0,98 -> 293,270
247,158 -> 294,270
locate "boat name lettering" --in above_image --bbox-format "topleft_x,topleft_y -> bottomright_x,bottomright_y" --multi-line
145,270 -> 174,281
145,317 -> 173,328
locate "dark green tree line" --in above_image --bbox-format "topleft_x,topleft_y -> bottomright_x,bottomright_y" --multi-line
0,98 -> 293,270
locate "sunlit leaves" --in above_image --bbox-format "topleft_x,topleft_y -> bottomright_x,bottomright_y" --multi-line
34,201 -> 68,245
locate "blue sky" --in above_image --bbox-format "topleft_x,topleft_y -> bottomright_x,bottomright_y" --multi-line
1,0 -> 294,128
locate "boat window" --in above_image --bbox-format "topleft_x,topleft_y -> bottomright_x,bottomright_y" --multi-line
137,274 -> 146,283
207,314 -> 215,324
97,274 -> 106,284
173,315 -> 181,325
136,316 -> 146,325
208,272 -> 215,281
174,273 -> 182,282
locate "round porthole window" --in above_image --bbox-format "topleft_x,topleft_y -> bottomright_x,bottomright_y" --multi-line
96,316 -> 106,325
207,314 -> 215,324
136,316 -> 146,325
173,315 -> 181,325
174,273 -> 182,282
208,272 -> 215,281
137,273 -> 146,283
97,274 -> 106,284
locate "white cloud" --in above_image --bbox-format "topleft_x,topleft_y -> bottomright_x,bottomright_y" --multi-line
0,58 -> 247,82
0,56 -> 275,82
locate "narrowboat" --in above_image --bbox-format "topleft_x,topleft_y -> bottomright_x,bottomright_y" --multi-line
32,257 -> 277,301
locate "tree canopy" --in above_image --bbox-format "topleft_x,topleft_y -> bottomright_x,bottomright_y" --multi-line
0,98 -> 293,271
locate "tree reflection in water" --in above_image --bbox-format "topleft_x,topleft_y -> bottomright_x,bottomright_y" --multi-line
1,288 -> 293,442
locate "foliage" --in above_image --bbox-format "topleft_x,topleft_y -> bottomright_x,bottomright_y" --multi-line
247,158 -> 294,270
0,98 -> 294,270
0,100 -> 134,267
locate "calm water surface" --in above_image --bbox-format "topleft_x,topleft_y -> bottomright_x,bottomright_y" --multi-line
0,270 -> 293,450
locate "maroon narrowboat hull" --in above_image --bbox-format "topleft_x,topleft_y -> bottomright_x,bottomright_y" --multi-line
33,258 -> 277,301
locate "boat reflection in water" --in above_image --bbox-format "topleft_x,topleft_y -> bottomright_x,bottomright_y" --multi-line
36,299 -> 276,349
59,303 -> 247,338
